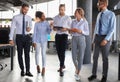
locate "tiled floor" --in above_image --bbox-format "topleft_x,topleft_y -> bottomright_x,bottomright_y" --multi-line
0,50 -> 120,82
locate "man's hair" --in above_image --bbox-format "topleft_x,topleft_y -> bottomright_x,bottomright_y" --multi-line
22,3 -> 29,8
59,4 -> 65,8
99,0 -> 109,6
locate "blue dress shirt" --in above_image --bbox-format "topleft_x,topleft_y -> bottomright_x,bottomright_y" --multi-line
33,21 -> 52,43
94,9 -> 116,41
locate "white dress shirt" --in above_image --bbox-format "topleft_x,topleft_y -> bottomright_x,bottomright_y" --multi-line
71,18 -> 89,36
9,13 -> 32,40
53,15 -> 71,34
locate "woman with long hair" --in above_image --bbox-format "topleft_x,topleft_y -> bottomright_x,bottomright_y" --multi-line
70,8 -> 89,80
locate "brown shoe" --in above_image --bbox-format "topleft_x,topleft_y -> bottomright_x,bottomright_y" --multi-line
37,65 -> 40,73
59,68 -> 64,77
41,68 -> 45,76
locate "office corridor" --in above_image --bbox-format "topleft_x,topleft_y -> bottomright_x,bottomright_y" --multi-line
0,50 -> 119,82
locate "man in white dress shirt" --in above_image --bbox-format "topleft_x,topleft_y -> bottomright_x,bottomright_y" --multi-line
9,3 -> 33,77
53,4 -> 71,77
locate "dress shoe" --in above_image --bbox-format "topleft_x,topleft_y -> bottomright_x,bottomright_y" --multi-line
25,72 -> 33,77
59,68 -> 64,77
21,71 -> 25,76
41,68 -> 45,76
101,76 -> 107,82
88,75 -> 97,81
57,65 -> 65,72
60,71 -> 64,77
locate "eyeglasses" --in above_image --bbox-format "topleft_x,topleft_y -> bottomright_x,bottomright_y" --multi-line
97,2 -> 104,6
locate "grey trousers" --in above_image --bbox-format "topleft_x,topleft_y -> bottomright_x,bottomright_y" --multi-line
92,35 -> 111,77
72,36 -> 86,70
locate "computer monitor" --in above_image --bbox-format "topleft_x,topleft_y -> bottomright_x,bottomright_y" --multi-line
0,28 -> 10,44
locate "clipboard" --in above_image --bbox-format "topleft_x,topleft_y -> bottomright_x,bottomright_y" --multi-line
53,26 -> 63,30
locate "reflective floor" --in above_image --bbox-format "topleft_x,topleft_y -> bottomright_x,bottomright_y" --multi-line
0,50 -> 119,82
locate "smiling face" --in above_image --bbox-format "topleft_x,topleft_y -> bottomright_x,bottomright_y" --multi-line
41,13 -> 46,21
74,8 -> 84,21
59,6 -> 65,15
97,0 -> 108,11
59,4 -> 66,16
21,6 -> 29,15
74,10 -> 82,20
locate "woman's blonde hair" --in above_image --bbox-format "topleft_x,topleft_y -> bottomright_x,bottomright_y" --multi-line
75,7 -> 86,20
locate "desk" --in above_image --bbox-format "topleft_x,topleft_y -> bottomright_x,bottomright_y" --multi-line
0,44 -> 14,71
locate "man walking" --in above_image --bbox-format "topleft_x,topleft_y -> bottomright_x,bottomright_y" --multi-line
88,0 -> 116,82
9,3 -> 33,77
53,4 -> 71,76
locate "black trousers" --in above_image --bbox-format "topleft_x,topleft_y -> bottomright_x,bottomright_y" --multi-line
55,34 -> 68,68
16,34 -> 31,72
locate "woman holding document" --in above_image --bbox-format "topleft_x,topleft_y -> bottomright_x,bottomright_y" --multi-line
70,8 -> 89,81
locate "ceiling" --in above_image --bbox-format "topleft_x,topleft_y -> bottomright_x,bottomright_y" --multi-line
0,0 -> 53,11
0,0 -> 120,20
0,0 -> 120,12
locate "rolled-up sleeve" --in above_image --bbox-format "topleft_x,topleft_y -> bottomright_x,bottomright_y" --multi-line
29,17 -> 32,29
33,23 -> 37,43
9,16 -> 16,40
46,22 -> 52,34
82,21 -> 89,35
53,17 -> 57,26
67,17 -> 72,28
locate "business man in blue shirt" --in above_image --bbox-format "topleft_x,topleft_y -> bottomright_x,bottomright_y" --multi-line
88,0 -> 116,82
9,4 -> 33,77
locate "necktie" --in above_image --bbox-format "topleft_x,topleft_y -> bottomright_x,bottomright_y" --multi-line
22,15 -> 25,35
98,12 -> 103,35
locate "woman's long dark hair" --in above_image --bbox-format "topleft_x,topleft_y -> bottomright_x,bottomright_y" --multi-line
35,11 -> 44,19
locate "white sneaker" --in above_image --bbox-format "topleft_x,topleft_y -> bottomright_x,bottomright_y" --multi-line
75,74 -> 80,81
